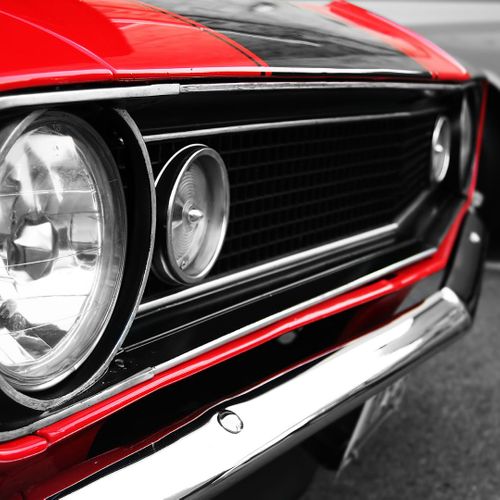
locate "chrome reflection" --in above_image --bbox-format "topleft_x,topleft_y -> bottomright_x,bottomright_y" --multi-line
62,288 -> 470,500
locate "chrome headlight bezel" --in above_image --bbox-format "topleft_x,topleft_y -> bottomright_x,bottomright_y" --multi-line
0,110 -> 127,391
0,108 -> 155,407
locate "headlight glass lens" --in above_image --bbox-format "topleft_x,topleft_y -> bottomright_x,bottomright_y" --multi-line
160,146 -> 229,284
431,116 -> 451,184
459,98 -> 474,188
0,112 -> 126,391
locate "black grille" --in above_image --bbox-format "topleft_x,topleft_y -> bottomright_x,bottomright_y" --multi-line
147,111 -> 435,276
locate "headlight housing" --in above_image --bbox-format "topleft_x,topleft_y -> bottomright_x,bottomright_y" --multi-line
154,145 -> 229,284
0,111 -> 126,391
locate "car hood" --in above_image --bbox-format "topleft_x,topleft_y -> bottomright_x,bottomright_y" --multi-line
0,0 -> 467,92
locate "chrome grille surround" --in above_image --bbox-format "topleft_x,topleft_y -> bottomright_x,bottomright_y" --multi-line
140,106 -> 442,312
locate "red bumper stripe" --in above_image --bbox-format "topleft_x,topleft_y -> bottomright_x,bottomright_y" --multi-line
0,436 -> 47,464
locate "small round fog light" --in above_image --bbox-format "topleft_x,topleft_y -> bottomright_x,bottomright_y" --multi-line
155,145 -> 229,284
431,116 -> 451,184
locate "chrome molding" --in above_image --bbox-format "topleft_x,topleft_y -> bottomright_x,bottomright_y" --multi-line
139,223 -> 398,314
63,288 -> 470,500
171,66 -> 424,77
143,108 -> 438,143
145,248 -> 435,374
180,81 -> 472,94
394,190 -> 431,227
0,83 -> 180,111
0,80 -> 470,114
140,95 -> 446,313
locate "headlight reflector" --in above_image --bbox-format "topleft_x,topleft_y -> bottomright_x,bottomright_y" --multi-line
0,111 -> 126,391
431,116 -> 451,184
155,145 -> 229,284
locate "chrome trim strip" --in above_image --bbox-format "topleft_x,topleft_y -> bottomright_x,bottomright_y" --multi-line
180,81 -> 471,93
140,101 -> 442,313
139,223 -> 398,314
0,83 -> 180,111
393,189 -> 431,227
147,248 -> 435,375
143,109 -> 437,143
0,80 -> 469,114
178,67 -> 422,76
63,288 -> 470,500
0,247 -> 434,441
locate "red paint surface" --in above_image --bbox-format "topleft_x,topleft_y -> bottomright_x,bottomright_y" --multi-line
24,413 -> 198,499
0,0 -> 470,93
0,436 -> 47,464
0,10 -> 113,92
0,425 -> 100,499
0,0 -> 265,92
300,1 -> 469,81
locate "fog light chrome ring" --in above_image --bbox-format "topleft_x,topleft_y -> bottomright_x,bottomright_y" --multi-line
154,145 -> 229,284
431,116 -> 451,184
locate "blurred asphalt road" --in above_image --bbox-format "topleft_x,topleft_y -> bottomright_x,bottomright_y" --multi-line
302,269 -> 500,500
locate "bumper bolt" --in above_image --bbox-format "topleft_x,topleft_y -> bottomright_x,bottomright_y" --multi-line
218,410 -> 244,434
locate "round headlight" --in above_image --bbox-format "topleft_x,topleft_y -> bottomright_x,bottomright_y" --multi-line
0,111 -> 126,391
154,145 -> 229,284
459,98 -> 474,188
431,116 -> 451,184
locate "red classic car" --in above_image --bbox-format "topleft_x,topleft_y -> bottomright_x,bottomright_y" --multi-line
0,0 -> 488,498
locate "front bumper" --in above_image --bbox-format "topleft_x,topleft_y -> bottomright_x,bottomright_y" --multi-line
61,210 -> 485,500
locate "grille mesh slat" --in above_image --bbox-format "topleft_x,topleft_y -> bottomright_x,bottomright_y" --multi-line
148,112 -> 435,276
218,128 -> 430,158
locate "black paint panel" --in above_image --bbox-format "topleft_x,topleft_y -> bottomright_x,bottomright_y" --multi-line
144,0 -> 428,75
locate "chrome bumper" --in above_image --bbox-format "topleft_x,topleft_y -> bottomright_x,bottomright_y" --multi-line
63,287 -> 470,500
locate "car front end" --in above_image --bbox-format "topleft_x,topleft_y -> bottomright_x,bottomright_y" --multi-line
0,1 -> 489,498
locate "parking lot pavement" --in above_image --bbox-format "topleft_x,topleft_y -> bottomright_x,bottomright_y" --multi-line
302,269 -> 500,500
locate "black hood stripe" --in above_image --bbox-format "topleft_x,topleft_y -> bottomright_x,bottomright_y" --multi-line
142,0 -> 429,77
